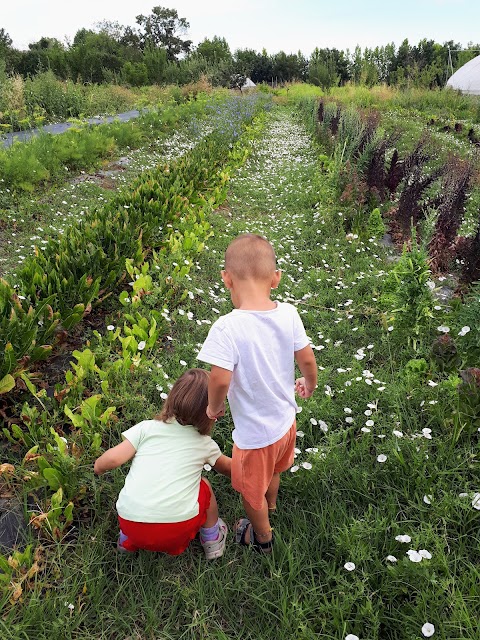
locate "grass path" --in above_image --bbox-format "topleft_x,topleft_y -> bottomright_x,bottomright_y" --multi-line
5,105 -> 479,640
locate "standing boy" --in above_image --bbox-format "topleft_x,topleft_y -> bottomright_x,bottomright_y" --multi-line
197,233 -> 317,553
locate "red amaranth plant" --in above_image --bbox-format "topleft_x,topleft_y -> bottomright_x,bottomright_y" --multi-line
429,158 -> 474,272
431,333 -> 459,372
395,163 -> 445,239
385,136 -> 431,196
455,226 -> 480,284
317,100 -> 325,123
365,136 -> 390,203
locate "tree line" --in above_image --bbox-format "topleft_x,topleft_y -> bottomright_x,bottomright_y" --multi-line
0,6 -> 478,89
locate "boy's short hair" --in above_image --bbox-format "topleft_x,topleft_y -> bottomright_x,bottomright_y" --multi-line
155,368 -> 213,435
224,233 -> 276,281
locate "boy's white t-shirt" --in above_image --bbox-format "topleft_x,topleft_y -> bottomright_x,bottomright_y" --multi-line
116,419 -> 221,523
197,302 -> 310,449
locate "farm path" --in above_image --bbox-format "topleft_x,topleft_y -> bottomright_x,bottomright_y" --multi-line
180,105 -> 391,472
0,109 -> 145,148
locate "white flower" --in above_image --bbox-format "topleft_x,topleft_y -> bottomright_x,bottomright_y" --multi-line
290,465 -> 299,473
107,325 -> 115,331
419,549 -> 432,559
302,462 -> 312,470
407,550 -> 423,562
310,418 -> 318,425
426,280 -> 435,290
361,427 -> 370,433
137,341 -> 146,351
345,635 -> 360,640
160,392 -> 168,400
437,325 -> 450,333
393,430 -> 403,437
386,555 -> 397,562
377,454 -> 387,463
318,420 -> 328,433
365,420 -> 374,427
296,431 -> 305,438
203,464 -> 212,471
179,360 -> 187,366
346,417 -> 354,424
387,326 -> 394,332
421,622 -> 435,637
423,495 -> 433,505
428,380 -> 438,387
458,326 -> 470,336
471,493 -> 480,510
344,562 -> 356,571
344,407 -> 352,413
395,534 -> 411,543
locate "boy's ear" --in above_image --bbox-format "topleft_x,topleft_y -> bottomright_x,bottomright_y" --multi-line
221,270 -> 233,289
271,270 -> 282,289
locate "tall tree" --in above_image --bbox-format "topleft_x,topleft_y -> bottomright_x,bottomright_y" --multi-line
196,36 -> 232,64
0,28 -> 12,56
135,6 -> 191,61
69,30 -> 124,83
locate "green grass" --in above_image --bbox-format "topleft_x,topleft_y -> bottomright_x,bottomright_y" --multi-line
1,103 -> 479,639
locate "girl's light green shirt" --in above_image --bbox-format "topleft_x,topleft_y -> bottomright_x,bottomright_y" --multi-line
116,419 -> 221,523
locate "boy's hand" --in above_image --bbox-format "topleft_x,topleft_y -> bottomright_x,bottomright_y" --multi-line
207,403 -> 225,420
295,377 -> 317,399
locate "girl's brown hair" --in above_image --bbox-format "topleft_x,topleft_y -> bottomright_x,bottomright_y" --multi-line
155,368 -> 213,435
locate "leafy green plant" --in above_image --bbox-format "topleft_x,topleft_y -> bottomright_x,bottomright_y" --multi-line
0,544 -> 44,605
28,487 -> 74,542
390,239 -> 436,350
366,207 -> 386,238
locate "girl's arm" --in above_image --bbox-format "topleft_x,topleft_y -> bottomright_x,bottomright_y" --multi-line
213,454 -> 231,478
94,440 -> 136,475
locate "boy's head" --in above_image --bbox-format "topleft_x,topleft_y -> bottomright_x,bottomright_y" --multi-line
223,234 -> 277,282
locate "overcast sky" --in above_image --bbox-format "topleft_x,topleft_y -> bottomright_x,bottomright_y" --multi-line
3,0 -> 478,56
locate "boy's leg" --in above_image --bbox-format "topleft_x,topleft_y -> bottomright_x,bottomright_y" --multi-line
242,496 -> 272,544
265,472 -> 280,511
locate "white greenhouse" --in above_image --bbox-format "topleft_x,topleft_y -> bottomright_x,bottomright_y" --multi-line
446,54 -> 480,95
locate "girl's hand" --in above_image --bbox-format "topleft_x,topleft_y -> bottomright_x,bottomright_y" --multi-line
206,403 -> 225,420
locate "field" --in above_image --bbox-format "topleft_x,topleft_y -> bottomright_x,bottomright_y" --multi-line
0,85 -> 479,640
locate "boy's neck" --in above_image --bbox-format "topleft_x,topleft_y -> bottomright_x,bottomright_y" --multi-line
235,289 -> 277,311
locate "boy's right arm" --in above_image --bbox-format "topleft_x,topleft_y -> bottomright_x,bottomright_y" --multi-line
294,345 -> 318,399
206,365 -> 232,419
94,440 -> 136,475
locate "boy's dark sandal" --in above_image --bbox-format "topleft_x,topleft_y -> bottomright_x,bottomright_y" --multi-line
235,518 -> 274,554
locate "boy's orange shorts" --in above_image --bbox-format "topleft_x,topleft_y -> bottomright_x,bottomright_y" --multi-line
231,421 -> 296,510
